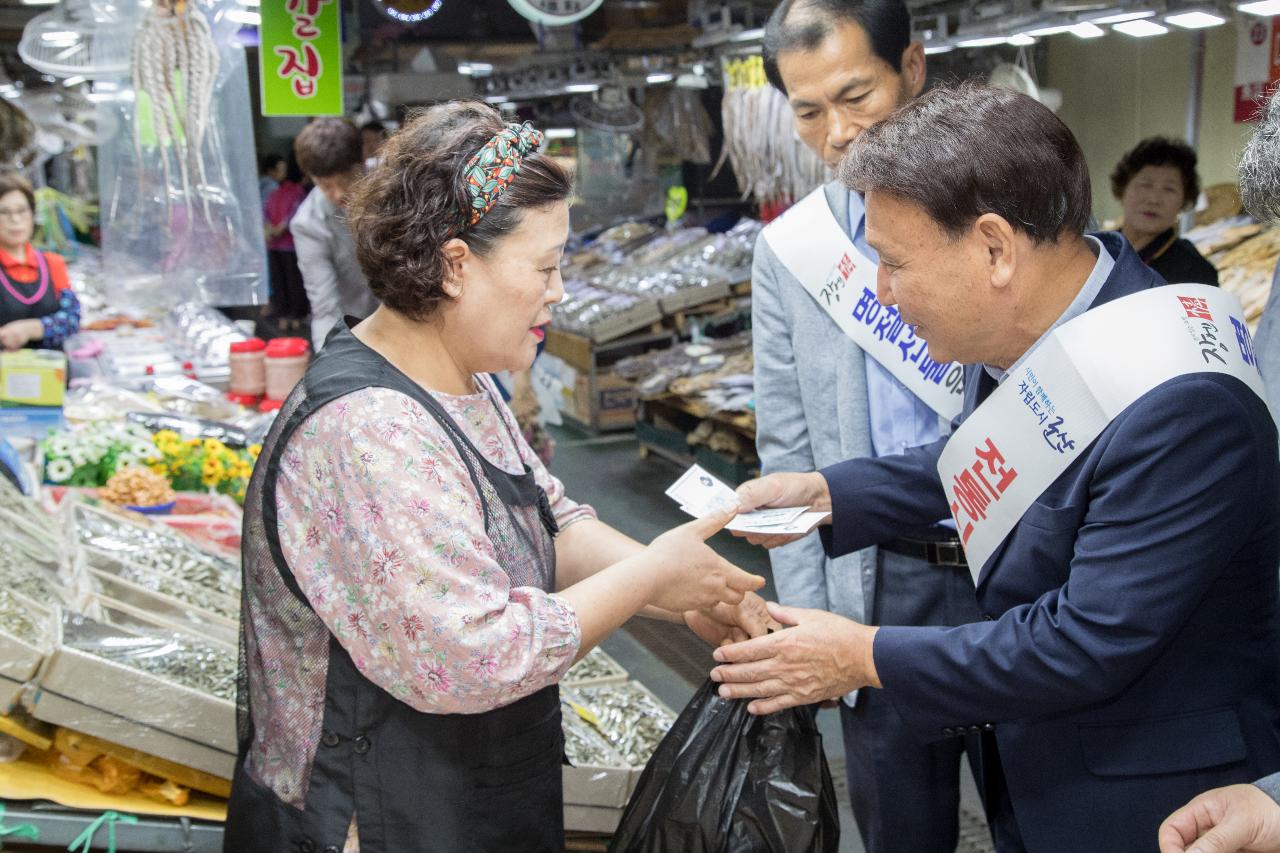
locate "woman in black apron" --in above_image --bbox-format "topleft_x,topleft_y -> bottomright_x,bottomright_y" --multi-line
0,172 -> 81,351
1111,137 -> 1219,287
226,104 -> 768,853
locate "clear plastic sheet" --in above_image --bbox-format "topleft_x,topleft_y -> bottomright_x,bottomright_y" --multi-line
60,610 -> 236,701
68,499 -> 240,598
96,0 -> 267,310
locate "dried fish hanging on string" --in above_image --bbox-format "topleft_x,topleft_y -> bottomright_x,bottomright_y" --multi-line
714,55 -> 829,208
130,0 -> 219,219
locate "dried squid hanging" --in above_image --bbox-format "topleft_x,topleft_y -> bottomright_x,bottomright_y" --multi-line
130,0 -> 219,216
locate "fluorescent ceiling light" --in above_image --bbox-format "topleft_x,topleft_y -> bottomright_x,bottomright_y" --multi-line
1092,9 -> 1156,22
1112,18 -> 1169,34
731,27 -> 764,42
485,94 -> 511,104
564,83 -> 599,93
460,62 -> 493,76
1006,33 -> 1037,44
1166,10 -> 1227,26
1025,24 -> 1075,36
957,35 -> 1009,47
1070,22 -> 1106,37
498,101 -> 516,111
924,43 -> 954,54
20,0 -> 58,5
225,8 -> 260,24
545,128 -> 576,139
1240,0 -> 1280,12
645,72 -> 674,84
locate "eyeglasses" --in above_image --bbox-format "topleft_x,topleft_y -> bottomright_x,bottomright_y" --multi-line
0,207 -> 31,221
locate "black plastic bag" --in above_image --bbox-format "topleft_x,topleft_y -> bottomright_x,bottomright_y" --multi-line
608,679 -> 840,853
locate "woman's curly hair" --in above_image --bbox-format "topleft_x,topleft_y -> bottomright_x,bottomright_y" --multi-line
1110,136 -> 1201,209
346,101 -> 571,321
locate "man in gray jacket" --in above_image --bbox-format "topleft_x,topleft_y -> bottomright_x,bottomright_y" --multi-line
752,1 -> 980,850
291,118 -> 380,350
1156,83 -> 1280,853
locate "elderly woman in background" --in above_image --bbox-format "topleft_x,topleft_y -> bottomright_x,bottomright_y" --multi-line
226,102 -> 767,853
0,172 -> 80,351
1112,136 -> 1219,286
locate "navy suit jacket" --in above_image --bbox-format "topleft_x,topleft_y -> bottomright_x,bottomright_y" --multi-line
820,233 -> 1280,852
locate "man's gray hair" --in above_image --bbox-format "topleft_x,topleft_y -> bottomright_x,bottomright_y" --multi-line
1240,92 -> 1280,224
839,81 -> 1092,243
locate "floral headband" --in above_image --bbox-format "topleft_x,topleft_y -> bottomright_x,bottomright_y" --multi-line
461,121 -> 545,228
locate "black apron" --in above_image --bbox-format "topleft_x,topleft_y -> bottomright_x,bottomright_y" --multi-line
227,321 -> 565,853
0,245 -> 58,326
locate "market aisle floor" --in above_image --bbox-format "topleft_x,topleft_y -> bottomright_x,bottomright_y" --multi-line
548,425 -> 994,853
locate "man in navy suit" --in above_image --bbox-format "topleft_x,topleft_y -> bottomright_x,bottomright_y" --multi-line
712,82 -> 1280,853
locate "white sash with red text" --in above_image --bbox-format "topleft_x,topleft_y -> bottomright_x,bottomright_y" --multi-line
761,187 -> 965,419
939,284 -> 1267,582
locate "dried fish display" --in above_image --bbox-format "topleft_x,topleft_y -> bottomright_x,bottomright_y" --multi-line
61,611 -> 236,700
561,701 -> 626,767
130,0 -> 219,217
0,590 -> 44,648
568,682 -> 676,767
716,57 -> 829,207
72,502 -> 239,596
1210,225 -> 1280,329
564,647 -> 628,687
88,551 -> 240,621
0,477 -> 73,622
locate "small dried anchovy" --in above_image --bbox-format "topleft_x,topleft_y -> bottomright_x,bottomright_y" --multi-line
561,705 -> 624,767
572,683 -> 676,767
64,618 -> 237,701
0,590 -> 42,647
92,553 -> 239,621
76,506 -> 240,594
0,550 -> 62,604
564,648 -> 627,685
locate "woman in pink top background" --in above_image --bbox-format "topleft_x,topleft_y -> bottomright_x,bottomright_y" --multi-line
263,154 -> 310,332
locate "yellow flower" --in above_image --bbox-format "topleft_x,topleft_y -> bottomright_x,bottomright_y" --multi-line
203,438 -> 224,455
186,438 -> 201,448
248,444 -> 262,460
201,472 -> 219,488
148,462 -> 167,477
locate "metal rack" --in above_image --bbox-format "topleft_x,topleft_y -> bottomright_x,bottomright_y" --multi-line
0,801 -> 223,852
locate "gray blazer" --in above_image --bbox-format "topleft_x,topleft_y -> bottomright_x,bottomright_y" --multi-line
752,181 -> 876,625
1257,770 -> 1280,804
1255,261 -> 1280,429
290,188 -> 380,350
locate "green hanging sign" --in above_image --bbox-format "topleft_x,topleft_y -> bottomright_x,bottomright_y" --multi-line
258,0 -> 344,116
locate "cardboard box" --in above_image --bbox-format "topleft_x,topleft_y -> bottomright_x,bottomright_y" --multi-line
572,371 -> 638,431
30,612 -> 236,779
0,350 -> 67,407
27,689 -> 234,780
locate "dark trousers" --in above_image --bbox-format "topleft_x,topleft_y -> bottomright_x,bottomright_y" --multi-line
268,249 -> 309,320
840,551 -> 986,853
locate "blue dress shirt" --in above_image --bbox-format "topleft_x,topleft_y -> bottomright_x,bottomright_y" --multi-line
846,192 -> 947,458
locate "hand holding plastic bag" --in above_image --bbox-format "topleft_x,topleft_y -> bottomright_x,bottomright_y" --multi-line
609,679 -> 839,853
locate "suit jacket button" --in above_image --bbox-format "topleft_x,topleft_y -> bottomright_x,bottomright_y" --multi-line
354,735 -> 371,755
941,726 -> 954,736
982,613 -> 995,621
323,847 -> 341,853
320,730 -> 339,748
982,723 -> 995,731
299,841 -> 316,853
